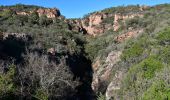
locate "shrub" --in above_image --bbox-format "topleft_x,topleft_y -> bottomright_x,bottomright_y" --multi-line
120,56 -> 163,99
39,15 -> 53,26
156,27 -> 170,45
142,80 -> 170,100
97,93 -> 106,100
0,64 -> 16,97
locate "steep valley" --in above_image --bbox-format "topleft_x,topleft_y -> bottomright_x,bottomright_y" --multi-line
0,4 -> 170,100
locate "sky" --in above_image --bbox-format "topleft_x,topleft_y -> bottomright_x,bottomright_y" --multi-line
0,0 -> 170,18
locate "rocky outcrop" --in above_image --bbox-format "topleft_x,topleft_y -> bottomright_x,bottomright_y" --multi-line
68,11 -> 144,36
88,13 -> 103,26
105,71 -> 123,100
67,12 -> 114,36
114,29 -> 143,43
36,8 -> 60,18
91,51 -> 122,92
16,11 -> 30,16
16,8 -> 60,18
81,13 -> 105,36
139,5 -> 149,11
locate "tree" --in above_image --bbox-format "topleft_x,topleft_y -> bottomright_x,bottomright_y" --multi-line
18,52 -> 79,99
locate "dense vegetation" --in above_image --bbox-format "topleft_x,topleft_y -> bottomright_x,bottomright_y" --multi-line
87,4 -> 170,100
0,3 -> 170,100
0,4 -> 93,100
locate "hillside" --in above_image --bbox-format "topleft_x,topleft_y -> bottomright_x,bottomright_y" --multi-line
0,3 -> 170,100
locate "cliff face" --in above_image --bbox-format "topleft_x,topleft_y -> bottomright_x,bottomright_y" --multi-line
68,12 -> 114,36
36,8 -> 60,18
14,6 -> 145,36
16,8 -> 60,18
68,8 -> 146,36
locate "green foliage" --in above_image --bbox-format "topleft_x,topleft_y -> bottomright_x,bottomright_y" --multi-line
123,43 -> 144,60
125,56 -> 163,85
34,88 -> 48,100
141,80 -> 170,100
28,12 -> 39,25
85,32 -> 116,60
0,65 -> 16,96
125,17 -> 147,29
121,36 -> 149,61
1,3 -> 170,100
101,5 -> 141,14
120,57 -> 163,99
156,27 -> 170,45
97,93 -> 106,100
158,46 -> 170,64
139,57 -> 163,79
39,15 -> 52,26
0,9 -> 14,17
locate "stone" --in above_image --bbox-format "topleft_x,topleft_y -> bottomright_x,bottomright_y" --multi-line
91,51 -> 122,92
105,71 -> 123,100
47,48 -> 55,55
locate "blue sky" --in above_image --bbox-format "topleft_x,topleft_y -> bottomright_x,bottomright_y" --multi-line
0,0 -> 170,18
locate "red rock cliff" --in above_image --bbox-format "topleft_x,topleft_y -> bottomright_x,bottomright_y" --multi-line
16,8 -> 61,18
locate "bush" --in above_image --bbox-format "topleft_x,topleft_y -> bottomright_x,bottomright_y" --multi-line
156,27 -> 170,45
97,93 -> 106,100
142,80 -> 170,100
0,64 -> 16,97
39,15 -> 53,26
120,56 -> 163,99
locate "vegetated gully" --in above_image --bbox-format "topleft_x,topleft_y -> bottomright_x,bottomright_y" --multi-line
0,36 -> 96,100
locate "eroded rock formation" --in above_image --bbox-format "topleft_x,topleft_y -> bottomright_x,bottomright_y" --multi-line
16,8 -> 60,18
36,8 -> 60,18
91,51 -> 122,92
68,11 -> 144,36
114,29 -> 143,43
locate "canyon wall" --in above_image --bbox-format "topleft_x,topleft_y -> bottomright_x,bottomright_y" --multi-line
68,6 -> 146,36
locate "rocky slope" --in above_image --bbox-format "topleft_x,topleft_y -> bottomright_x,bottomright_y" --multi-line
67,5 -> 148,36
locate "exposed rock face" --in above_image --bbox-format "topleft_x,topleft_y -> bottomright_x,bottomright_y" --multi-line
16,11 -> 29,16
36,8 -> 60,18
66,19 -> 86,33
67,12 -> 113,36
81,13 -> 107,36
91,51 -> 122,92
105,71 -> 123,100
139,5 -> 149,11
88,13 -> 103,26
16,8 -> 60,18
114,29 -> 143,43
68,11 -> 144,36
113,13 -> 144,31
